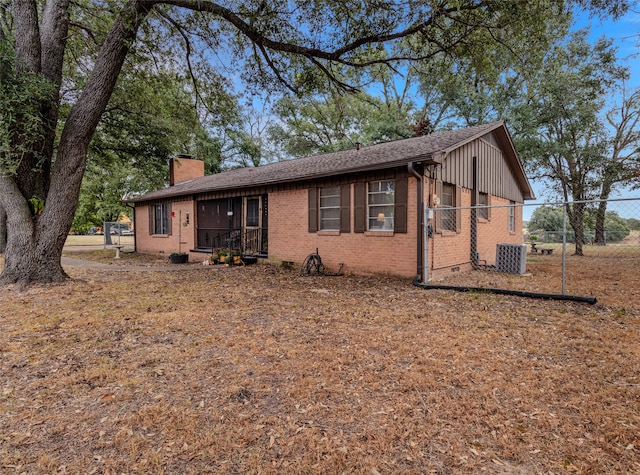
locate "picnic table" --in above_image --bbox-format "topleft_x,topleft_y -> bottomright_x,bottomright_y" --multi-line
530,242 -> 553,255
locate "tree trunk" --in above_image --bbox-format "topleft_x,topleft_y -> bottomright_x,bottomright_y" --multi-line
11,0 -> 49,201
1,238 -> 69,285
594,197 -> 609,245
594,170 -> 615,245
0,176 -> 68,284
567,201 -> 586,256
0,0 -> 154,285
0,206 -> 6,253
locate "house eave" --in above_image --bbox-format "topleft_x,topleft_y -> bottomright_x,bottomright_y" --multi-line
127,122 -> 534,204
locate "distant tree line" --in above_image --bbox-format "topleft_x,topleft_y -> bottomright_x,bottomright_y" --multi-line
527,205 -> 635,243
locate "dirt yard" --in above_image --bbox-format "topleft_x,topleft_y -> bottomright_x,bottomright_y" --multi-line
1,251 -> 639,474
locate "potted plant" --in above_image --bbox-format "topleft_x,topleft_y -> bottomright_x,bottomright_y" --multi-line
232,249 -> 242,265
218,247 -> 229,263
528,234 -> 538,253
169,252 -> 189,264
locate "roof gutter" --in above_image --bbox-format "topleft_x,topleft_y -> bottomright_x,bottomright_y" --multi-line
407,162 -> 423,282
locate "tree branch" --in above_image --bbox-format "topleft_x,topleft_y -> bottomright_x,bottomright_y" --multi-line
155,10 -> 201,107
153,0 -> 488,65
254,42 -> 298,94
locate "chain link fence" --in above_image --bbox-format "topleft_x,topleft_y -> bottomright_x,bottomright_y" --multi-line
422,197 -> 640,304
102,221 -> 134,248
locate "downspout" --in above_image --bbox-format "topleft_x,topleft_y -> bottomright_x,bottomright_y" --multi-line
471,156 -> 478,267
413,278 -> 597,304
407,162 -> 423,282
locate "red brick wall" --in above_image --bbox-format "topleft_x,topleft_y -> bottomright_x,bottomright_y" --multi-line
429,187 -> 473,275
134,176 -> 523,276
427,187 -> 524,280
170,157 -> 205,185
135,202 -> 198,261
268,178 -> 419,277
476,196 -> 523,267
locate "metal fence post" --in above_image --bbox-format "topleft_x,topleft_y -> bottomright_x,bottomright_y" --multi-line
423,205 -> 430,283
562,203 -> 567,295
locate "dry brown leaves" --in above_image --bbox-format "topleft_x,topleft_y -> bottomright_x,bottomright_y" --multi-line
1,253 -> 639,474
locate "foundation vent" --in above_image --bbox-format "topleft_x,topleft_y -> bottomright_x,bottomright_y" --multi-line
495,244 -> 527,275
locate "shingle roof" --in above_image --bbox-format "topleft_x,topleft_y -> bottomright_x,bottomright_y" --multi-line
130,121 -> 530,202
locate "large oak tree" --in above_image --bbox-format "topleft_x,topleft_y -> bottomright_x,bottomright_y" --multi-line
513,31 -> 629,255
0,0 -> 630,285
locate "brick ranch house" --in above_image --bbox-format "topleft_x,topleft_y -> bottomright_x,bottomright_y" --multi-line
128,121 -> 534,281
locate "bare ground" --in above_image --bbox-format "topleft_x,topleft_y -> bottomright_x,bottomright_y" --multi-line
1,251 -> 639,474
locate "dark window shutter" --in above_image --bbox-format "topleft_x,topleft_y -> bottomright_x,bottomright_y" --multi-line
455,186 -> 462,233
354,182 -> 366,233
308,187 -> 318,233
434,181 -> 442,233
394,177 -> 408,233
167,203 -> 173,235
340,184 -> 350,233
149,205 -> 154,235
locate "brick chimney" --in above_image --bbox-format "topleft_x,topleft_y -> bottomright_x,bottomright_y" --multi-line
169,155 -> 205,186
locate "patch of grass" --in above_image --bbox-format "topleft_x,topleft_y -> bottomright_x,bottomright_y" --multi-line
62,249 -> 169,266
64,234 -> 134,247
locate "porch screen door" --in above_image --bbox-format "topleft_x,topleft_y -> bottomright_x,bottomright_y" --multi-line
245,197 -> 260,228
243,196 -> 262,253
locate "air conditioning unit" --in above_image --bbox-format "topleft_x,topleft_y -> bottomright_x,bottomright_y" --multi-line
495,243 -> 527,274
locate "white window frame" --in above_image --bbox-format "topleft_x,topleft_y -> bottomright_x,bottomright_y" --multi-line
509,201 -> 515,232
319,186 -> 341,231
367,180 -> 394,231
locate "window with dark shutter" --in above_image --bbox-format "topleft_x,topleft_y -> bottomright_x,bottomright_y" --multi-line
441,183 -> 455,232
310,185 -> 351,233
354,183 -> 366,233
150,203 -> 172,235
435,181 -> 461,234
367,180 -> 394,231
308,187 -> 318,233
319,186 -> 341,230
394,177 -> 408,233
340,184 -> 350,233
